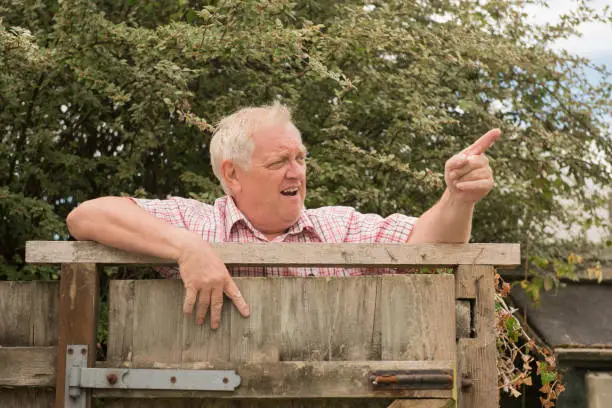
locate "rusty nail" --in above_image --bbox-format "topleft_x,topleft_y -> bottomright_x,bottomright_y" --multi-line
81,348 -> 87,355
223,377 -> 229,384
106,373 -> 118,385
67,348 -> 73,355
170,376 -> 176,384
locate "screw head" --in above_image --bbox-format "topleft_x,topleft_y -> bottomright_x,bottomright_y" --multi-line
170,376 -> 177,384
223,377 -> 228,384
67,348 -> 73,355
81,348 -> 87,355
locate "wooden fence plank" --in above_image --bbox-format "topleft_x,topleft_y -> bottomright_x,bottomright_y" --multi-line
0,281 -> 33,346
107,280 -> 136,366
106,277 -> 457,406
0,346 -> 56,386
230,278 -> 281,363
325,276 -> 380,361
456,266 -> 497,408
55,263 -> 100,408
31,282 -> 60,346
132,280 -> 182,367
279,278 -> 335,361
181,286 -> 232,366
381,275 -> 455,361
26,241 -> 520,267
0,390 -> 55,408
0,282 -> 59,407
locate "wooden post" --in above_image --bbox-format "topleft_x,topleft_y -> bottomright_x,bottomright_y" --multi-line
456,265 -> 497,408
55,263 -> 100,408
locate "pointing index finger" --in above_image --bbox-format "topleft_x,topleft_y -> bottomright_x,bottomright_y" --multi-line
464,129 -> 501,156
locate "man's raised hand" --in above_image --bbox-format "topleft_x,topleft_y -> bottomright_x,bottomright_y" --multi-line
177,240 -> 250,329
444,129 -> 501,204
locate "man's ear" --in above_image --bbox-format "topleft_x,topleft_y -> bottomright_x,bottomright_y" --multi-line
221,159 -> 241,194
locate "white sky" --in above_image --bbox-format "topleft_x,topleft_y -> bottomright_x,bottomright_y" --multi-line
525,0 -> 612,80
525,0 -> 611,242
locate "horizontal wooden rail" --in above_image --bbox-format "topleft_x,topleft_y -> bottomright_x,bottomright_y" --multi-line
94,360 -> 454,399
0,346 -> 56,387
0,346 -> 453,399
26,241 -> 520,266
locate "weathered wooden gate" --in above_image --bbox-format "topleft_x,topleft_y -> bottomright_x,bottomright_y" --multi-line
0,241 -> 519,408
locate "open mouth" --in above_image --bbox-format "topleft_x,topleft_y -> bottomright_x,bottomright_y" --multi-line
281,187 -> 299,197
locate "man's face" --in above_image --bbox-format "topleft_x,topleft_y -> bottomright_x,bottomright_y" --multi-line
230,123 -> 307,237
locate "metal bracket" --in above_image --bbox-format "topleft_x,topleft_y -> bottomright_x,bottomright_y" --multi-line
369,369 -> 454,390
65,345 -> 241,407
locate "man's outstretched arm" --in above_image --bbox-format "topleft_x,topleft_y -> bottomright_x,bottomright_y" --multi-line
68,197 -> 191,259
67,197 -> 249,328
407,129 -> 500,244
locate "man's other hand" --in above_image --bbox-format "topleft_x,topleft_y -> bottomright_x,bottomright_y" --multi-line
444,129 -> 500,204
177,240 -> 250,329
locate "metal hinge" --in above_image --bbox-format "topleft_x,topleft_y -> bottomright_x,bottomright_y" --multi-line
65,345 -> 241,408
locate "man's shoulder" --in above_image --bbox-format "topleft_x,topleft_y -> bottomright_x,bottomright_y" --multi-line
304,205 -> 357,219
303,206 -> 359,230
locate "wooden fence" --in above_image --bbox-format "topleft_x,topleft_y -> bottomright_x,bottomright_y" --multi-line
0,241 -> 520,408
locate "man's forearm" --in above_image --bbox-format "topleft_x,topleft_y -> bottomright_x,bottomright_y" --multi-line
407,189 -> 474,243
67,197 -> 200,260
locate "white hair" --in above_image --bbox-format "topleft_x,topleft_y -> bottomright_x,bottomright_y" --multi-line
210,102 -> 301,194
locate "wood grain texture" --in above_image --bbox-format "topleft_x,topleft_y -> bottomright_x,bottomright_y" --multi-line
132,280 -> 183,367
0,389 -> 55,408
55,263 -> 100,408
381,275 -> 455,361
0,281 -> 32,346
106,276 -> 457,404
456,266 -> 497,408
230,278 -> 281,363
107,280 -> 136,366
0,282 -> 59,407
0,346 -> 55,386
455,265 -> 477,300
26,241 -> 520,266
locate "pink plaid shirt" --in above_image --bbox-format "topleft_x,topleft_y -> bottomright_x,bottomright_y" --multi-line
132,195 -> 417,277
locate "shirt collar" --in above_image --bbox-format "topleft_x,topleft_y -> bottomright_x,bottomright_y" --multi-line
223,195 -> 318,241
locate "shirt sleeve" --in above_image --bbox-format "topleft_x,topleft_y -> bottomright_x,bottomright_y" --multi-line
344,210 -> 418,243
129,197 -> 188,230
128,196 -> 205,280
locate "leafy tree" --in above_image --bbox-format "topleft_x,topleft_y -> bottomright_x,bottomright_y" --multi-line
1,0 -> 611,403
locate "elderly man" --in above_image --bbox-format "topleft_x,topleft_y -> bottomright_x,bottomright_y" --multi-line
67,103 -> 499,329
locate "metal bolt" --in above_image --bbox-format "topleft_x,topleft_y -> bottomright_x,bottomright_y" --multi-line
170,376 -> 177,384
461,375 -> 473,389
106,373 -> 118,385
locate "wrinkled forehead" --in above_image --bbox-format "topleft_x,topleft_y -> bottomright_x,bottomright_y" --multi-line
251,122 -> 306,153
